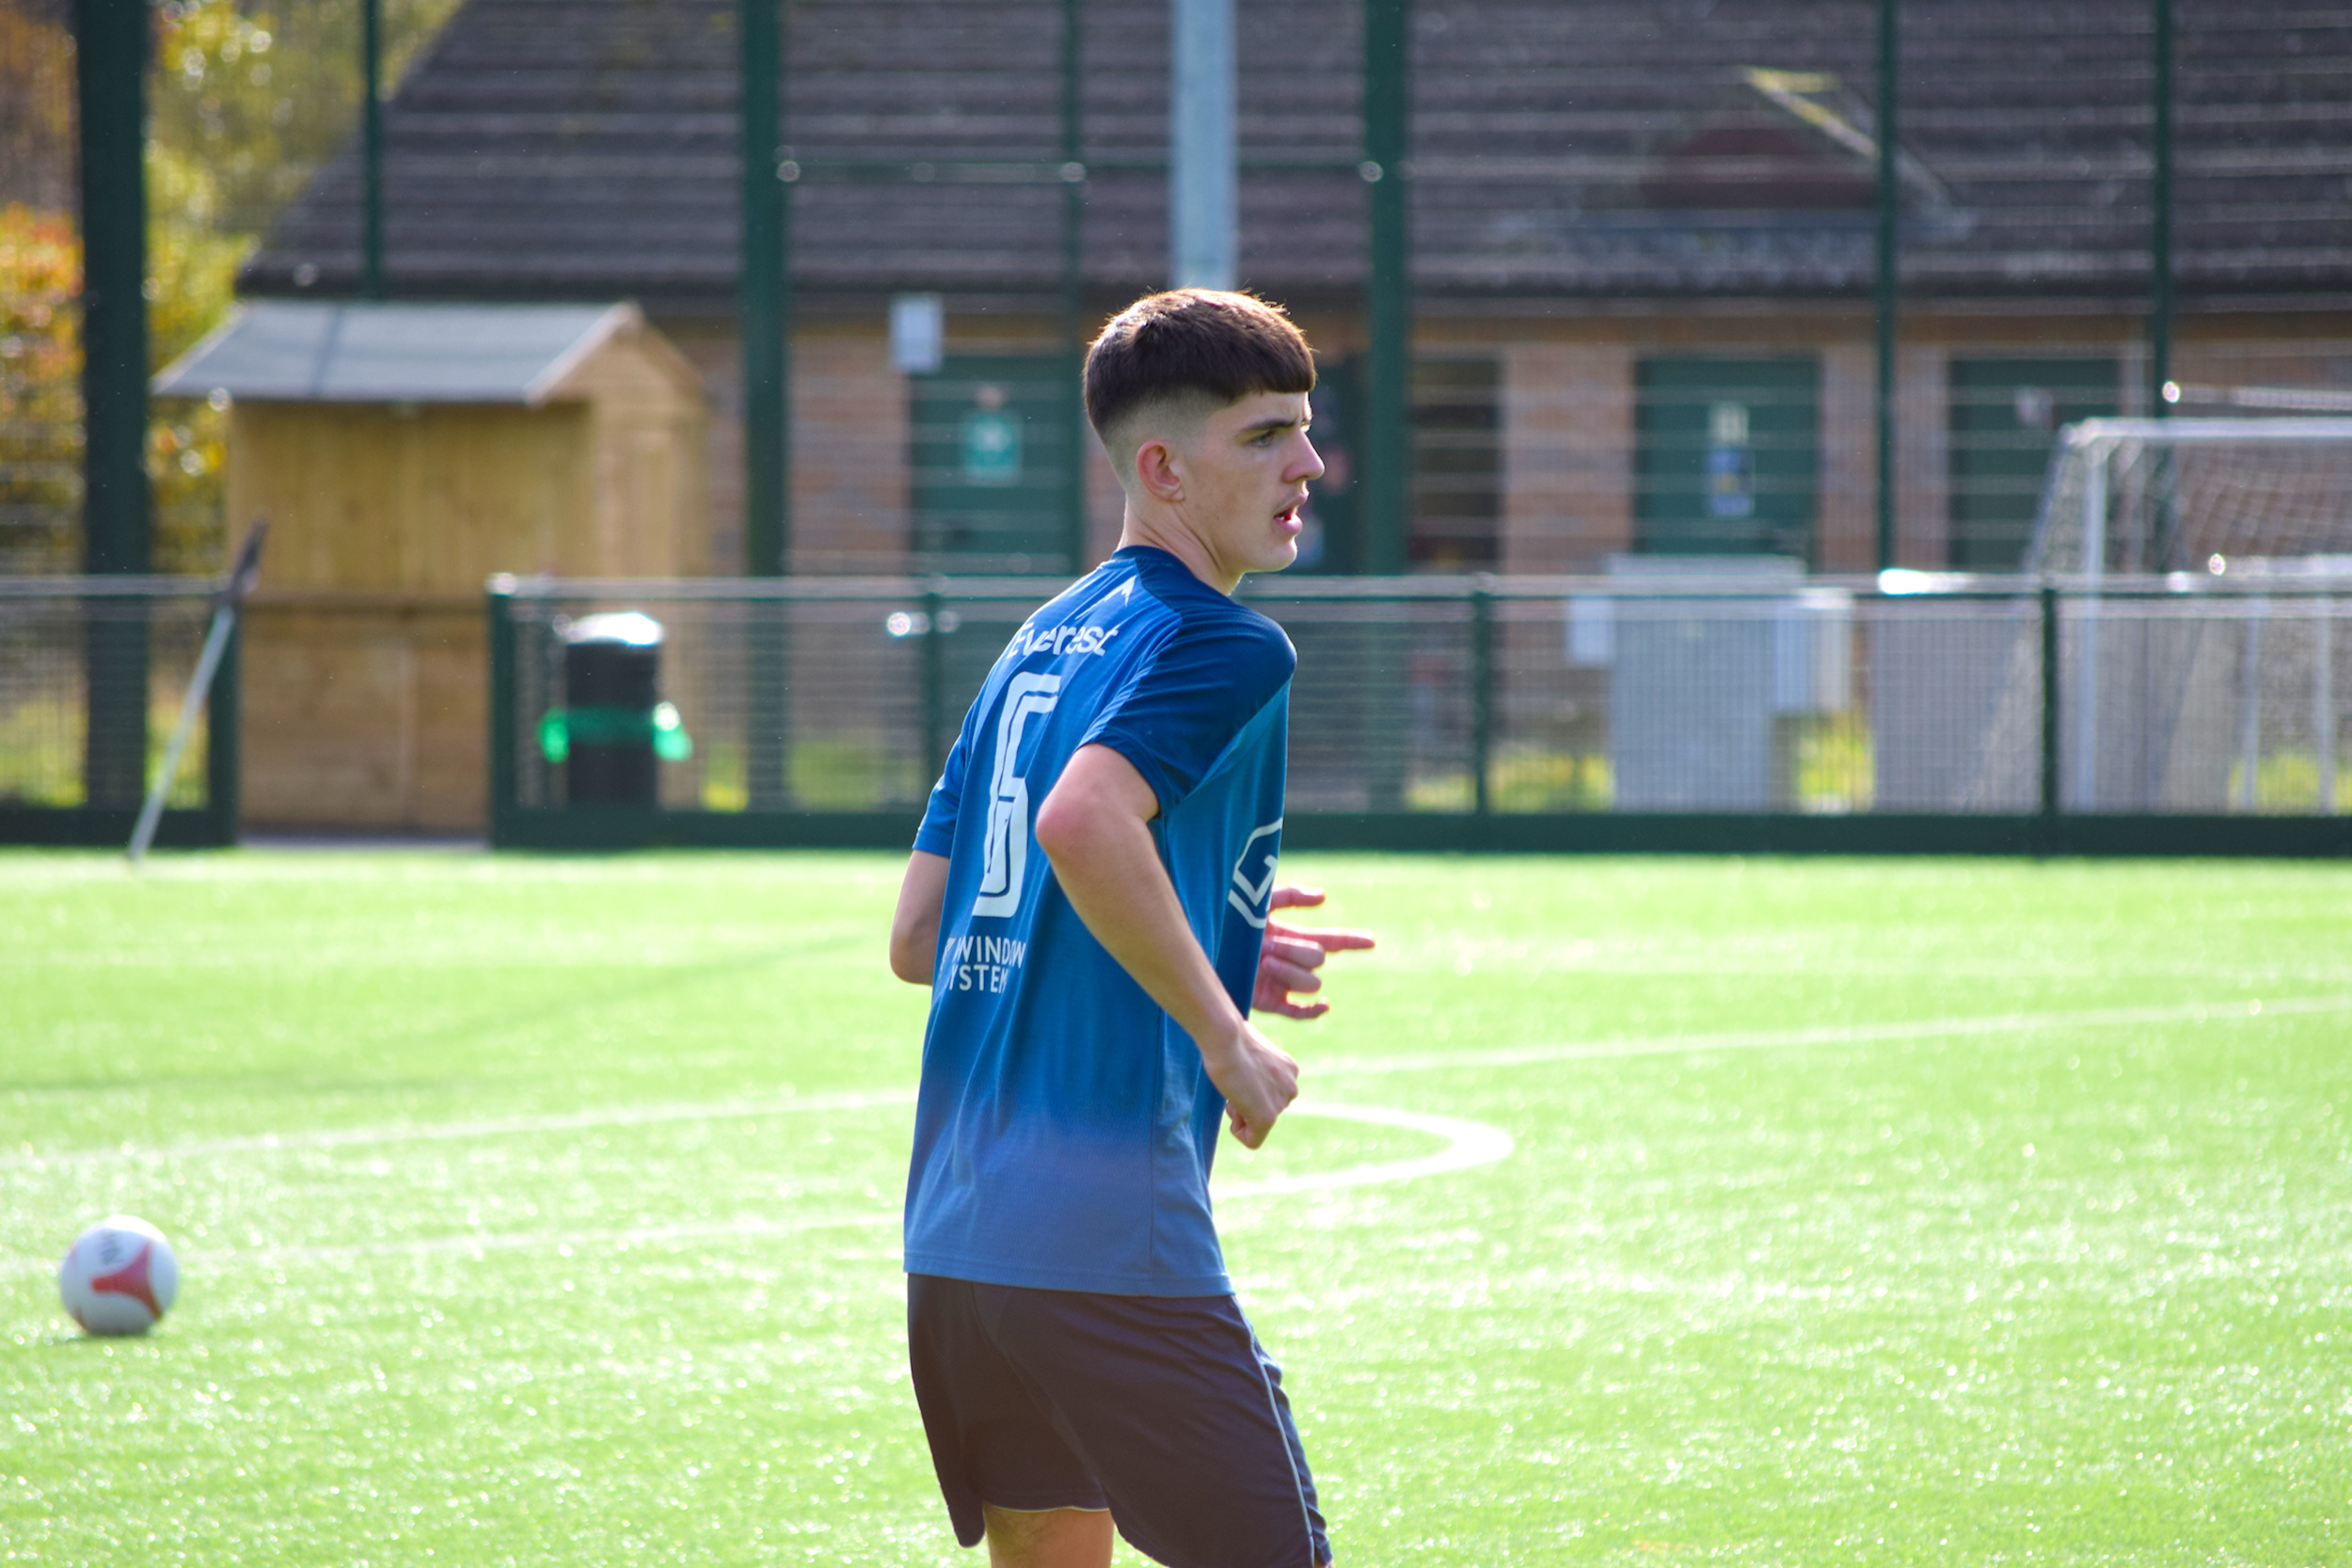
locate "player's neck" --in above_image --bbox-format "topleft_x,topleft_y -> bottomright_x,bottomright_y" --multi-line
1115,510 -> 1242,596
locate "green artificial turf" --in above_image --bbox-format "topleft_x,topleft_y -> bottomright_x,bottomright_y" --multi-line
4,849 -> 2348,1565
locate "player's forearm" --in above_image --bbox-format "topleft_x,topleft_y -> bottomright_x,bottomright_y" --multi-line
889,850 -> 950,984
1036,797 -> 1246,1060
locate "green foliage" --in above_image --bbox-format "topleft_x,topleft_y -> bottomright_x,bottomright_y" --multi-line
0,1 -> 469,571
1490,744 -> 1613,812
789,738 -> 925,809
684,737 -> 924,812
139,0 -> 462,572
1402,750 -> 1615,814
151,0 -> 465,239
0,203 -> 80,570
2226,748 -> 2352,812
1791,710 -> 1874,812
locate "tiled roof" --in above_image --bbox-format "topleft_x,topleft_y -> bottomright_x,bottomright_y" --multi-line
151,301 -> 639,404
241,0 -> 2352,308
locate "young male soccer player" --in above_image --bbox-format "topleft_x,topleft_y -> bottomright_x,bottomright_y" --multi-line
887,289 -> 1372,1568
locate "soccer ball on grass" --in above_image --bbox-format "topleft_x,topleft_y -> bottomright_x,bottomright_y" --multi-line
58,1215 -> 180,1337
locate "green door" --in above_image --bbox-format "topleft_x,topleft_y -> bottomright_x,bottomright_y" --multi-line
1948,356 -> 2119,569
1634,356 -> 1819,558
911,355 -> 1080,572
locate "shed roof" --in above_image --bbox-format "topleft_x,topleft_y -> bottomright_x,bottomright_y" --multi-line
238,0 -> 2352,309
152,300 -> 639,404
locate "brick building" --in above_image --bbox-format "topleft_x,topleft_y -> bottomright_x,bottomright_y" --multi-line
241,0 -> 2352,578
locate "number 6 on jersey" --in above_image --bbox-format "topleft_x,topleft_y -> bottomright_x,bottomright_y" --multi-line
972,672 -> 1062,917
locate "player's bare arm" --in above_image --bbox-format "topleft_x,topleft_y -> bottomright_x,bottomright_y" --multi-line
1034,742 -> 1300,1148
889,849 -> 950,983
893,849 -> 1372,1021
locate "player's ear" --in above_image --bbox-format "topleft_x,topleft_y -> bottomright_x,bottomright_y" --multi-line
1134,435 -> 1184,503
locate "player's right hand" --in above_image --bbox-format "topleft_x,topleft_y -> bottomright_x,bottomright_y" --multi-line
1204,1022 -> 1300,1149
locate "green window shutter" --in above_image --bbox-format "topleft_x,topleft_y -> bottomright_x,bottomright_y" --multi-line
1948,356 -> 2120,570
1634,356 -> 1820,560
911,355 -> 1079,573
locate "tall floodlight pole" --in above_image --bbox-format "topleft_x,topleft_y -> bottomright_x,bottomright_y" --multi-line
741,0 -> 790,806
1170,0 -> 1236,288
361,0 -> 385,299
2149,0 -> 2173,416
1873,0 -> 1898,570
74,0 -> 151,811
1362,0 -> 1411,576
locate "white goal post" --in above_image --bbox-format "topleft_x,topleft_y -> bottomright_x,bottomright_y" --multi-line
2023,419 -> 2352,812
2027,417 -> 2352,577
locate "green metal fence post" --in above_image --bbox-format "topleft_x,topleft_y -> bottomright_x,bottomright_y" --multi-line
922,581 -> 948,781
204,611 -> 242,847
487,578 -> 517,846
2040,584 -> 2061,832
742,0 -> 792,806
74,0 -> 151,812
1059,0 -> 1089,574
1470,578 -> 1494,817
1361,0 -> 1412,810
361,0 -> 385,300
741,0 -> 788,578
1361,0 -> 1411,576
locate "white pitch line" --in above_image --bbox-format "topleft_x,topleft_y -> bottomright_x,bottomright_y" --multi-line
184,1208 -> 900,1270
7,993 -> 2335,1174
1312,992 -> 2352,1079
0,1086 -> 919,1171
1219,1102 -> 1517,1197
0,1104 -> 1518,1276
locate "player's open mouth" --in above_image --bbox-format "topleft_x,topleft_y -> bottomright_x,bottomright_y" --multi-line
1276,504 -> 1303,533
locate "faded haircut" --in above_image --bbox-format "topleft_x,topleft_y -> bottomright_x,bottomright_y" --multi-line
1083,290 -> 1315,449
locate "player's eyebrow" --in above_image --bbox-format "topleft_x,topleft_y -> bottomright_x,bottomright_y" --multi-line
1237,414 -> 1308,439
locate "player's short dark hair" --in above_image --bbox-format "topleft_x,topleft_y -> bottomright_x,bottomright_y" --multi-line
1083,290 -> 1315,441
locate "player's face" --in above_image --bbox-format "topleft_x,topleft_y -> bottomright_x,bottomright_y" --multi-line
1182,390 -> 1324,584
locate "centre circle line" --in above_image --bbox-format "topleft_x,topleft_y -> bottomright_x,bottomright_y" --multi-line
1216,1101 -> 1518,1197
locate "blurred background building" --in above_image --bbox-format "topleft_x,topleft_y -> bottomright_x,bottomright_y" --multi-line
230,0 -> 2352,579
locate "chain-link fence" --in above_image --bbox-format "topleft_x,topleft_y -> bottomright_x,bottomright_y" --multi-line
486,572 -> 2352,849
0,577 -> 236,841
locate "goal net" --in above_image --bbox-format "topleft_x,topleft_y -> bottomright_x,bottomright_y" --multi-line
1968,418 -> 2352,814
2026,417 -> 2352,575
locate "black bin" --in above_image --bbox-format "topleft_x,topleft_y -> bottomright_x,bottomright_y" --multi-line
562,611 -> 665,805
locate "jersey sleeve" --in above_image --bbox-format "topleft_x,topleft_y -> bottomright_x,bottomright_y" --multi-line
1083,610 -> 1295,814
913,724 -> 970,856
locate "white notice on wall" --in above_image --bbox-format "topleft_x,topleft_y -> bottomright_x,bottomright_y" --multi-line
890,293 -> 945,374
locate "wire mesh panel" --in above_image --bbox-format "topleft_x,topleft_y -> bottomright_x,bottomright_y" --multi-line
490,574 -> 2352,844
1867,593 -> 2044,812
501,581 -> 1057,816
2057,589 -> 2349,815
0,581 -> 220,813
1249,590 -> 1475,813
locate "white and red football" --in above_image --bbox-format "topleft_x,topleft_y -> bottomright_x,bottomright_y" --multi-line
58,1215 -> 180,1337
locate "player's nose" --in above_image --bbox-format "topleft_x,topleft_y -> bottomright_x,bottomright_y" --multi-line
1287,435 -> 1326,485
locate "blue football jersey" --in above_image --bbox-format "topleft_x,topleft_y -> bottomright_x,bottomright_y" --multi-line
904,546 -> 1295,1295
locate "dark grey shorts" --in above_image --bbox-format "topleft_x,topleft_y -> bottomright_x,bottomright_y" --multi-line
906,1274 -> 1330,1568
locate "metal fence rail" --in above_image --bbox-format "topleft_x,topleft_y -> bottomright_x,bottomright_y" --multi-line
0,578 -> 239,847
489,572 -> 2352,855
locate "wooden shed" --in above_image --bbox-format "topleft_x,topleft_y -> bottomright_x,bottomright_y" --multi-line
154,300 -> 707,831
